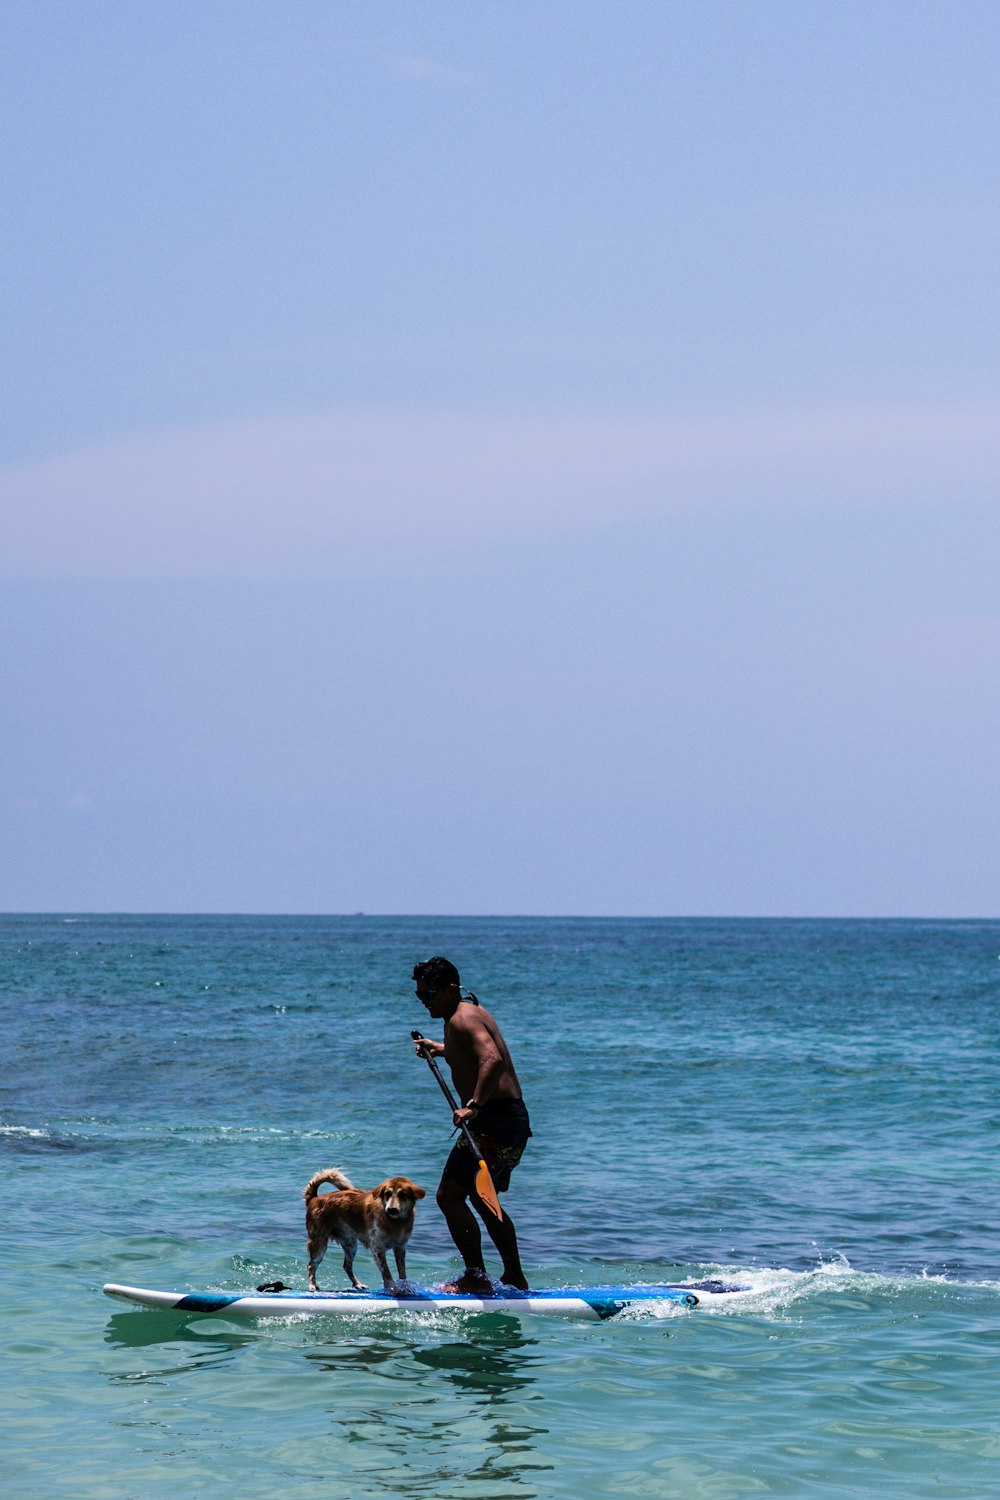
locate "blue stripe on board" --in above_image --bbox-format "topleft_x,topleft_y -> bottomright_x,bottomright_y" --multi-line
257,1284 -> 700,1305
530,1286 -> 697,1303
586,1298 -> 629,1319
174,1292 -> 242,1312
154,1284 -> 708,1314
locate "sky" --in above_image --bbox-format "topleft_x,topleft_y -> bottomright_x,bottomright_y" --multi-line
2,1 -> 998,916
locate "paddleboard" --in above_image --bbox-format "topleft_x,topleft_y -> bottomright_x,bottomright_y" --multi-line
103,1279 -> 748,1320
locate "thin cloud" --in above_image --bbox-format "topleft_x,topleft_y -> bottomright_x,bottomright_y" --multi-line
2,400 -> 997,580
387,55 -> 478,87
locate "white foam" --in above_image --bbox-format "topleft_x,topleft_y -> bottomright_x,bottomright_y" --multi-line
671,1256 -> 1000,1318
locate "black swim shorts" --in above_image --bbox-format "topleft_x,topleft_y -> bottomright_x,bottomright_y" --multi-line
443,1098 -> 532,1195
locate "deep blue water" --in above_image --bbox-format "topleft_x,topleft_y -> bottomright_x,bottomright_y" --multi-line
3,914 -> 998,1498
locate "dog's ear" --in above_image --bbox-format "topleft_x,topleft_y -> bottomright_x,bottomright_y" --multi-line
412,1185 -> 426,1200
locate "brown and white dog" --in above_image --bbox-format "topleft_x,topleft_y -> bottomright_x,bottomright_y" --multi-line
303,1167 -> 426,1292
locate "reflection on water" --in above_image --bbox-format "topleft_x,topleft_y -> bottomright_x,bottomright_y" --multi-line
104,1309 -> 553,1497
104,1310 -> 262,1376
305,1315 -> 552,1497
413,1337 -> 535,1389
105,1310 -> 215,1351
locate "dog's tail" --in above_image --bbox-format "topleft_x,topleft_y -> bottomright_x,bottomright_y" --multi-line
303,1166 -> 356,1202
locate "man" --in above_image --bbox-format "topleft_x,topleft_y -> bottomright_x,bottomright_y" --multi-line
412,955 -> 531,1292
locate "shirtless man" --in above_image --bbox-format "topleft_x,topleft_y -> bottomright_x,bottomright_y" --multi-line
412,955 -> 531,1292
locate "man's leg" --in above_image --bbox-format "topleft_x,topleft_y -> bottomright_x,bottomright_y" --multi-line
436,1174 -> 492,1290
472,1193 -> 528,1289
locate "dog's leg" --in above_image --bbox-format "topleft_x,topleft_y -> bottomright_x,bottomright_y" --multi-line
341,1235 -> 367,1290
307,1233 -> 326,1293
393,1246 -> 407,1283
372,1245 -> 395,1291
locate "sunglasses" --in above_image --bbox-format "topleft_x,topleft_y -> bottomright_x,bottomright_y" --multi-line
415,988 -> 436,1002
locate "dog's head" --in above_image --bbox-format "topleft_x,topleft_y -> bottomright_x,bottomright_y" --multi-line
375,1176 -> 426,1221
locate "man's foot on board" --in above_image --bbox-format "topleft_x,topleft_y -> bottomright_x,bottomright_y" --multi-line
439,1269 -> 495,1294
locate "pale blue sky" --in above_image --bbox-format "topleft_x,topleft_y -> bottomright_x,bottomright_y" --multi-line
2,2 -> 997,914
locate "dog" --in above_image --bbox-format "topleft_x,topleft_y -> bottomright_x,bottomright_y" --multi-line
303,1167 -> 425,1292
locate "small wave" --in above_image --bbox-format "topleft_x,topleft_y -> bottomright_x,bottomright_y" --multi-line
87,1122 -> 354,1143
612,1297 -> 702,1322
677,1257 -> 1000,1318
0,1123 -> 97,1153
607,1256 -> 1000,1321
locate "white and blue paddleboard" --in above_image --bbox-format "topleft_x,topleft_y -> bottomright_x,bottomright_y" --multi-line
103,1279 -> 747,1320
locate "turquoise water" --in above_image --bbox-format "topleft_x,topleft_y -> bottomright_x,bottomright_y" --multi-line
3,914 -> 998,1498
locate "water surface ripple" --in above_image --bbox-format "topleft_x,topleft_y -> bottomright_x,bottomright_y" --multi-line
3,914 -> 998,1497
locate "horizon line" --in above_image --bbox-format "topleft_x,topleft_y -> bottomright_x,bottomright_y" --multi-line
1,910 -> 995,923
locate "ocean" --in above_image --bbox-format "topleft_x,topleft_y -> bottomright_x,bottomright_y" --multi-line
3,913 -> 998,1498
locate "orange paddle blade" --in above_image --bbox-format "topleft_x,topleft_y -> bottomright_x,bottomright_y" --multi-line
475,1158 -> 503,1220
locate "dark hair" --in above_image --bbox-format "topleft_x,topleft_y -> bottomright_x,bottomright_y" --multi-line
412,955 -> 460,989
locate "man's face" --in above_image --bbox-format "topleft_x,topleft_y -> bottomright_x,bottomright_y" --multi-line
416,982 -> 453,1019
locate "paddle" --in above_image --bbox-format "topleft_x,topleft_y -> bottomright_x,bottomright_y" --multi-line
411,1029 -> 504,1220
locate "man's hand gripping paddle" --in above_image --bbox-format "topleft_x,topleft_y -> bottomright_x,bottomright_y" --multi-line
411,1030 -> 504,1220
